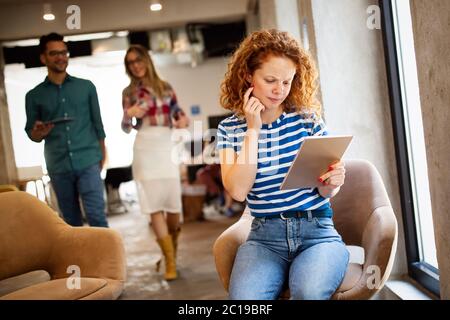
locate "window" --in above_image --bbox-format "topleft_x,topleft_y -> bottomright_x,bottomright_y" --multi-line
380,0 -> 439,296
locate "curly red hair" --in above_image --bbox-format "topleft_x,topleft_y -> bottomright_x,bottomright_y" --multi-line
220,29 -> 321,116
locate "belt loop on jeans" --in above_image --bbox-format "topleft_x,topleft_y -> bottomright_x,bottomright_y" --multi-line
307,210 -> 313,222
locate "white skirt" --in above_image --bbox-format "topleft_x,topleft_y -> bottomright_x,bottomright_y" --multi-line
132,126 -> 182,214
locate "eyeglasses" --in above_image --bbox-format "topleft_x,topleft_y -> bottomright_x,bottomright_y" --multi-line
126,57 -> 144,66
48,50 -> 70,58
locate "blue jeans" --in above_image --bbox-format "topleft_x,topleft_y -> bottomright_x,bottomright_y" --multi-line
50,164 -> 108,227
229,211 -> 349,300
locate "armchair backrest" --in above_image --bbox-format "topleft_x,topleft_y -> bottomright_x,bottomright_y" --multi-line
330,159 -> 393,246
0,192 -> 68,280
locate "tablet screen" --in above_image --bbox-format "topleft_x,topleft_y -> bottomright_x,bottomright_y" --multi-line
280,135 -> 353,189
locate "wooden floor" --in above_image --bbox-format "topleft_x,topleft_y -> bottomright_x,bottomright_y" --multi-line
108,197 -> 239,300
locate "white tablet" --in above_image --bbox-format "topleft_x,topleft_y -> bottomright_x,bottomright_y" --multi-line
280,135 -> 353,190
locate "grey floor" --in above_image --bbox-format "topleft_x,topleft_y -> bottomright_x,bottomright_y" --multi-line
108,194 -> 239,300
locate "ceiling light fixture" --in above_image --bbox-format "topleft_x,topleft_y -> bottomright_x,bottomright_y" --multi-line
115,31 -> 129,37
43,3 -> 55,21
64,32 -> 115,42
150,1 -> 162,12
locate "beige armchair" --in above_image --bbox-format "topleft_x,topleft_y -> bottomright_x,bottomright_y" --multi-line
0,191 -> 126,300
213,159 -> 398,299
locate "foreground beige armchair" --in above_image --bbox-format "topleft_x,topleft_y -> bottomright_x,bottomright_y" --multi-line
213,159 -> 398,299
0,191 -> 126,300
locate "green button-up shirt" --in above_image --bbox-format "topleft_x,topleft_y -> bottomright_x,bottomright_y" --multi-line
25,74 -> 106,174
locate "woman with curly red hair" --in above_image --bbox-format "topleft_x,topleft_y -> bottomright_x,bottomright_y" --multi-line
217,29 -> 349,300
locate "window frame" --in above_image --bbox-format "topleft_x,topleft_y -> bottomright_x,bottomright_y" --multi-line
379,0 -> 440,297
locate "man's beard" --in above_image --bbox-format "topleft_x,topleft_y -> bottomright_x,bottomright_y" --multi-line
49,62 -> 67,73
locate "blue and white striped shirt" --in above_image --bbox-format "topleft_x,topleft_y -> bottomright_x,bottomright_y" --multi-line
217,111 -> 331,217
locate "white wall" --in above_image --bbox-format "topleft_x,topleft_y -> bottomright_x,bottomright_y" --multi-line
311,0 -> 408,276
156,55 -> 229,138
259,0 -> 301,41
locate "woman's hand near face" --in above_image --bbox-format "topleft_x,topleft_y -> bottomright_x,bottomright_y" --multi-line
243,87 -> 265,132
126,103 -> 147,118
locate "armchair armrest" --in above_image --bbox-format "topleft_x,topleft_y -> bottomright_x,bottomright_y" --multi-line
48,226 -> 126,282
213,213 -> 253,291
335,206 -> 398,299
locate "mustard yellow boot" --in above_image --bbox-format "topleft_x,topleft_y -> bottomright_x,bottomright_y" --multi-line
171,227 -> 181,258
156,228 -> 181,272
156,235 -> 177,280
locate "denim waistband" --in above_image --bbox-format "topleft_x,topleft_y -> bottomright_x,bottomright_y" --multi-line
264,208 -> 333,220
